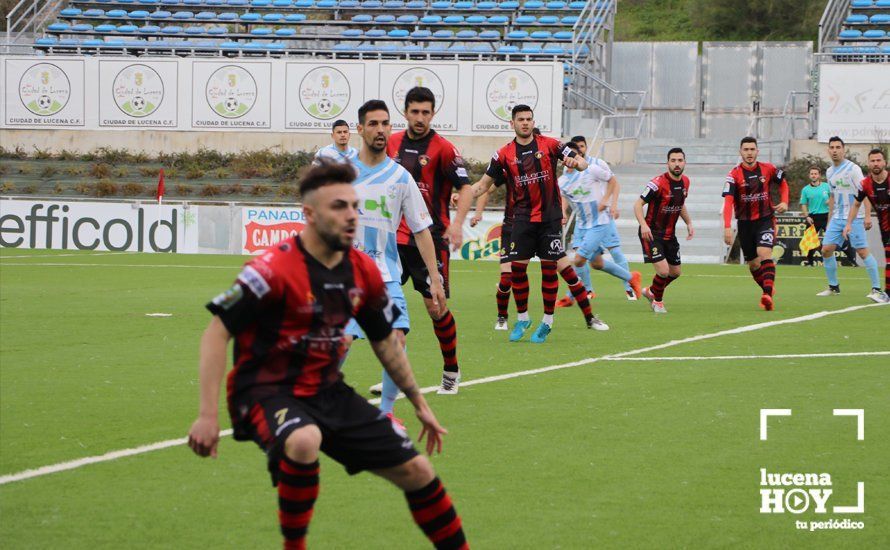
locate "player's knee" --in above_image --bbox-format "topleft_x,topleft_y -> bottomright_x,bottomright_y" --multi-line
822,245 -> 834,256
572,254 -> 586,268
590,256 -> 604,269
856,248 -> 869,259
283,425 -> 322,463
655,266 -> 670,278
397,456 -> 436,491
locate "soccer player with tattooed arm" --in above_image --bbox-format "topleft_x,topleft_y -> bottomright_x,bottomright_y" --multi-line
843,148 -> 890,303
187,160 -> 468,550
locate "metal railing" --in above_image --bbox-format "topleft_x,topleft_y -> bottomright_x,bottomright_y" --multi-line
5,0 -> 65,47
818,0 -> 852,52
746,90 -> 814,164
588,108 -> 647,160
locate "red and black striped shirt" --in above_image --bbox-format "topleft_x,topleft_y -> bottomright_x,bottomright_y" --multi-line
723,162 -> 789,222
641,173 -> 690,240
485,135 -> 575,223
389,129 -> 469,246
207,236 -> 398,405
858,174 -> 890,236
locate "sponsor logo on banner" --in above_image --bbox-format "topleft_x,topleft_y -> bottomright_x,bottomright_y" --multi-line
459,219 -> 503,261
486,69 -> 538,122
242,207 -> 306,254
19,63 -> 70,117
113,64 -> 164,118
0,201 -> 197,253
392,68 -> 445,116
206,65 -> 257,118
300,67 -> 350,120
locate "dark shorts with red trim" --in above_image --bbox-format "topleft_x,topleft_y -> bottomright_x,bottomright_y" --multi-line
737,217 -> 776,261
507,218 -> 566,262
230,381 -> 418,484
499,224 -> 513,264
398,242 -> 450,298
639,231 -> 681,265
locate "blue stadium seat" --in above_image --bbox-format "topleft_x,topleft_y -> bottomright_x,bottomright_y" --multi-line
352,14 -> 373,22
388,29 -> 409,37
185,26 -> 206,34
228,0 -> 249,5
240,13 -> 262,21
83,9 -> 105,16
36,37 -> 59,45
251,27 -> 273,35
406,1 -> 426,8
569,1 -> 585,8
456,29 -> 476,38
363,1 -> 383,8
284,13 -> 306,21
881,44 -> 890,53
161,25 -> 183,34
95,24 -> 118,32
117,24 -> 139,32
521,44 -> 542,53
107,9 -> 127,17
411,29 -> 432,38
275,28 -> 297,36
383,0 -> 405,7
433,29 -> 453,37
471,43 -> 492,52
294,0 -> 314,6
453,1 -> 472,9
149,11 -> 172,19
316,0 -> 336,7
273,0 -> 293,5
530,30 -> 551,39
116,0 -> 136,2
425,43 -> 448,51
196,12 -> 216,20
498,1 -> 519,8
487,15 -> 508,24
184,0 -> 204,4
477,1 -> 497,8
397,15 -> 418,23
855,46 -> 879,53
264,42 -> 286,50
207,26 -> 228,34
444,16 -> 464,24
129,10 -> 151,18
863,29 -> 886,38
60,8 -> 82,16
553,30 -> 572,39
218,12 -> 238,20
515,15 -> 536,24
851,0 -> 872,6
161,0 -> 181,5
252,0 -> 272,5
375,15 -> 396,23
342,28 -> 363,36
220,41 -> 242,49
72,23 -> 94,31
539,15 -> 558,24
507,30 -> 528,38
543,44 -> 564,54
339,0 -> 359,6
524,0 -> 544,8
263,13 -> 283,21
545,1 -> 566,9
466,15 -> 486,23
497,45 -> 519,53
877,0 -> 890,7
173,11 -> 195,19
82,39 -> 106,46
401,44 -> 423,51
845,15 -> 868,24
365,29 -> 387,37
871,14 -> 890,23
431,1 -> 451,7
138,25 -> 161,33
448,44 -> 467,52
560,15 -> 577,24
205,0 -> 225,4
479,29 -> 500,38
102,39 -> 126,46
333,43 -> 355,51
138,0 -> 160,4
48,23 -> 71,31
839,29 -> 863,38
421,15 -> 442,23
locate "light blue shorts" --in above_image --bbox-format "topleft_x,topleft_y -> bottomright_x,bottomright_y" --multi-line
345,281 -> 410,339
824,217 -> 867,249
574,222 -> 621,260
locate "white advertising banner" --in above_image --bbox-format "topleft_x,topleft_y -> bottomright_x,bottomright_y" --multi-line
191,61 -> 272,129
0,200 -> 198,253
818,64 -> 890,143
380,63 -> 461,132
285,62 -> 366,131
453,211 -> 505,261
1,56 -> 562,136
99,60 -> 178,128
3,58 -> 85,127
241,206 -> 306,254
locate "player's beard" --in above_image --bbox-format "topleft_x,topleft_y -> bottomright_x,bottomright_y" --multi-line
317,220 -> 353,252
366,134 -> 387,153
671,167 -> 684,177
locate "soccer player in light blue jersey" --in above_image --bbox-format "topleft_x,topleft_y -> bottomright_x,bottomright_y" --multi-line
314,119 -> 358,164
818,136 -> 883,302
343,100 -> 445,425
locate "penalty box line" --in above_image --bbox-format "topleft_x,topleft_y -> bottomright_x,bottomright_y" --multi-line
0,302 -> 884,487
603,351 -> 890,362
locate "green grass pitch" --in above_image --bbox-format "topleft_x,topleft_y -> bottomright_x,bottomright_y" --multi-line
1,248 -> 887,548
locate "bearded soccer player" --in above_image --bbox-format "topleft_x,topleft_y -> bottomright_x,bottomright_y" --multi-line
387,86 -> 473,394
722,136 -> 789,310
188,160 -> 467,550
472,105 -> 607,343
844,148 -> 890,303
344,100 -> 446,419
314,119 -> 358,164
818,136 -> 883,301
635,148 -> 694,313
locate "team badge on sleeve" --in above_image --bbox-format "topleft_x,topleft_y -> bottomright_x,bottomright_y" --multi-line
238,265 -> 271,298
212,284 -> 244,311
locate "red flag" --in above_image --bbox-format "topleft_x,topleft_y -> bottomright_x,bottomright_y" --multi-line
156,169 -> 165,204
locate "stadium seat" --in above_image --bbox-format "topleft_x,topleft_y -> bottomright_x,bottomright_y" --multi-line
161,0 -> 181,4
471,43 -> 492,52
448,44 -> 467,52
515,15 -> 536,24
272,0 -> 293,5
477,1 -> 497,9
375,15 -> 396,23
161,25 -> 183,34
545,1 -> 566,9
498,1 -> 518,8
36,37 -> 59,45
839,29 -> 863,38
433,29 -> 454,38
543,44 -> 564,54
881,44 -> 890,53
149,11 -> 173,19
352,14 -> 373,22
240,13 -> 262,22
252,0 -> 272,5
863,29 -> 886,38
196,12 -> 216,20
342,28 -> 364,36
466,15 -> 486,24
339,0 -> 359,6
453,1 -> 473,9
487,15 -> 508,24
106,9 -> 127,17
173,11 -> 195,19
263,13 -> 283,21
117,24 -> 139,32
96,24 -> 118,32
456,29 -> 476,38
228,0 -> 249,5
521,44 -> 542,53
444,16 -> 465,24
479,29 -> 500,39
316,0 -> 337,7
560,15 -> 578,24
72,23 -> 94,31
81,39 -> 106,46
47,22 -> 70,31
102,39 -> 126,46
431,1 -> 451,7
363,1 -> 383,8
138,0 -> 160,4
384,1 -> 405,8
60,8 -> 82,16
507,30 -> 528,38
397,15 -> 418,23
388,29 -> 409,37
218,12 -> 238,20
877,0 -> 890,6
553,30 -> 572,39
184,0 -> 204,4
129,10 -> 150,18
411,29 -> 432,38
137,25 -> 161,33
851,0 -> 873,6
421,15 -> 442,23
539,15 -> 559,24
205,0 -> 225,4
845,15 -> 868,24
294,0 -> 314,6
425,43 -> 448,51
569,1 -> 585,8
59,38 -> 81,46
220,41 -> 242,49
82,9 -> 105,16
251,27 -> 273,35
530,30 -> 551,39
406,1 -> 426,8
207,26 -> 228,34
284,14 -> 307,21
871,15 -> 890,23
497,45 -> 519,53
365,29 -> 387,37
185,26 -> 206,34
524,0 -> 544,8
275,28 -> 297,36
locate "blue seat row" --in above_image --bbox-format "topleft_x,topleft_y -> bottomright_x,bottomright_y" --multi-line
66,0 -> 591,9
340,27 -> 572,38
36,36 -> 291,49
833,45 -> 890,54
839,29 -> 888,39
844,14 -> 890,24
851,0 -> 890,7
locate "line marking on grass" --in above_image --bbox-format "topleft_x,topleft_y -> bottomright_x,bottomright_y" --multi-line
602,351 -> 890,361
0,302 -> 885,486
0,252 -> 134,259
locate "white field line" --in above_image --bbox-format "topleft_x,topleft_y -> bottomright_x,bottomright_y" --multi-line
0,252 -> 135,259
603,351 -> 890,362
0,302 -> 884,486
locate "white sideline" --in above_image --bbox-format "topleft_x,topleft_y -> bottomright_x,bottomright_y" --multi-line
0,302 -> 884,486
604,351 -> 890,361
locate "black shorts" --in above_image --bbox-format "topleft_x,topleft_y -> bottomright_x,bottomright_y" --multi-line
231,381 -> 418,485
499,224 -> 512,264
639,232 -> 681,265
809,212 -> 828,233
398,243 -> 450,298
737,217 -> 776,261
508,219 -> 566,262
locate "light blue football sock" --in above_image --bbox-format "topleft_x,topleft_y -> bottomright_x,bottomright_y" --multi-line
601,259 -> 631,283
609,248 -> 633,291
863,254 -> 880,289
824,255 -> 839,287
576,262 -> 593,292
380,369 -> 398,414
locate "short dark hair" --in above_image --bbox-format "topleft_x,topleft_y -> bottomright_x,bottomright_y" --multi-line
358,99 -> 389,125
331,119 -> 349,131
667,147 -> 685,160
828,136 -> 845,147
299,159 -> 356,197
868,148 -> 886,160
404,86 -> 435,111
808,165 -> 822,173
511,104 -> 533,119
570,135 -> 586,145
564,141 -> 580,153
740,136 -> 757,147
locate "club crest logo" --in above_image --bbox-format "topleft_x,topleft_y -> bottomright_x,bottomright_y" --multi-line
392,67 -> 445,116
206,65 -> 257,118
19,63 -> 70,116
535,151 -> 544,159
113,64 -> 164,118
300,67 -> 350,120
419,155 -> 430,166
348,288 -> 364,310
486,69 -> 538,122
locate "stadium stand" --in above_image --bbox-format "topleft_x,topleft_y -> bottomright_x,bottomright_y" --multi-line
820,0 -> 890,59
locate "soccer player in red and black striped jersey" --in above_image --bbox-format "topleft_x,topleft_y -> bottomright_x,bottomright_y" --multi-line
845,148 -> 890,302
187,161 -> 468,550
388,87 -> 473,395
472,105 -> 607,342
722,136 -> 789,311
634,147 -> 694,313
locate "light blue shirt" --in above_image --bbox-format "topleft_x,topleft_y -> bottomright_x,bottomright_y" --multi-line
559,156 -> 614,228
826,160 -> 865,220
314,144 -> 358,164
